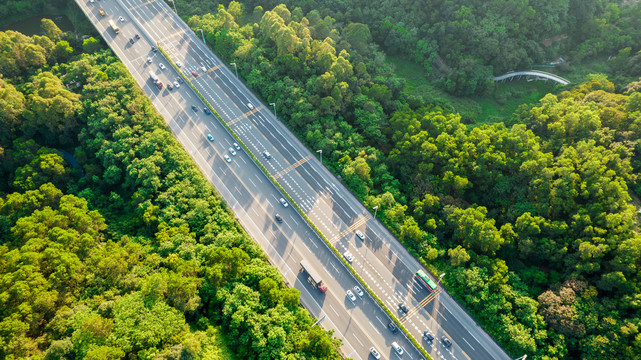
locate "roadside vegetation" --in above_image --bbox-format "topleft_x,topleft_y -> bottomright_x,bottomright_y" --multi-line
184,2 -> 641,359
0,21 -> 342,359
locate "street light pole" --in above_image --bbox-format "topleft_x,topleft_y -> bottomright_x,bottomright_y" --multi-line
373,205 -> 379,218
317,149 -> 322,163
196,28 -> 205,45
168,0 -> 177,14
230,62 -> 238,78
269,102 -> 276,117
437,273 -> 446,286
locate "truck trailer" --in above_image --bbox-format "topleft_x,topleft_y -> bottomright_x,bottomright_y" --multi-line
300,259 -> 327,293
149,71 -> 162,89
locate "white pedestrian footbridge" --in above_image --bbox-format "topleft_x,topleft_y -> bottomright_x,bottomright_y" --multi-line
493,70 -> 570,85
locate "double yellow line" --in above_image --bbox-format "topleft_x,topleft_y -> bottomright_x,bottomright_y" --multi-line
273,155 -> 312,180
401,288 -> 441,323
329,214 -> 371,243
227,106 -> 261,126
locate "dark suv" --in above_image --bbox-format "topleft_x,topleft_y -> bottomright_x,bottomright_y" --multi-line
399,303 -> 408,314
275,214 -> 283,223
387,321 -> 398,334
441,336 -> 452,347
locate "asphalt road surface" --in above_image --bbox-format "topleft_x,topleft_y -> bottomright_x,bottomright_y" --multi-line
76,1 -> 514,360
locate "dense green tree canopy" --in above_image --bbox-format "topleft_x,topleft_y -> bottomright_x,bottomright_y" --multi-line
0,23 -> 342,359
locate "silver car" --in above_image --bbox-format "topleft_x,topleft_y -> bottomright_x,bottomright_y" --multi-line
346,290 -> 356,302
392,341 -> 404,355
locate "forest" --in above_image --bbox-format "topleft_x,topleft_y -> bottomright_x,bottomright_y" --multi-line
179,0 -> 641,96
183,1 -> 641,359
0,21 -> 342,359
1,0 -> 641,359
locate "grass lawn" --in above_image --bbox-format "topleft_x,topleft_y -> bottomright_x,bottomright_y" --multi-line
387,55 -> 558,126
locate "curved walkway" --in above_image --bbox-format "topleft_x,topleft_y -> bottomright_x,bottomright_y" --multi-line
493,70 -> 570,85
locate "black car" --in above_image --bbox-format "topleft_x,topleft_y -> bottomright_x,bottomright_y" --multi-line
275,214 -> 283,223
151,46 -> 157,53
399,303 -> 408,314
167,83 -> 173,90
134,34 -> 140,40
129,38 -> 134,44
176,77 -> 183,84
387,321 -> 398,334
441,336 -> 452,347
191,105 -> 198,112
423,331 -> 434,341
203,108 -> 211,115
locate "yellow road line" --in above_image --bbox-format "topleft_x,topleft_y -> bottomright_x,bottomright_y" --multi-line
130,0 -> 157,10
160,28 -> 186,42
273,155 -> 312,180
227,106 -> 261,126
329,215 -> 371,243
401,288 -> 442,323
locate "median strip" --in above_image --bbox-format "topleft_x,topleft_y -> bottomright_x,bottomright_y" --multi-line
157,44 -> 433,360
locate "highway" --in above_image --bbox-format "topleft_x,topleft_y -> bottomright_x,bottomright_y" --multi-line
76,1 -> 514,360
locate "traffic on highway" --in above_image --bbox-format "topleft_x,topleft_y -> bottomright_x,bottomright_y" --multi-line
75,1 -> 512,360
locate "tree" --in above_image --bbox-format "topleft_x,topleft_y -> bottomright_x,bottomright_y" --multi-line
41,18 -> 63,43
53,40 -> 73,62
445,205 -> 505,254
448,245 -> 471,266
22,72 -> 81,143
0,79 -> 25,142
12,150 -> 67,191
343,22 -> 372,56
82,37 -> 101,53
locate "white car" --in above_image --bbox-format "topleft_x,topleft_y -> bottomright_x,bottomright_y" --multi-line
119,16 -> 125,22
224,154 -> 231,163
392,341 -> 404,355
173,81 -> 180,88
201,65 -> 207,72
369,347 -> 381,360
247,103 -> 254,110
159,63 -> 166,70
147,57 -> 152,63
176,61 -> 182,68
343,251 -> 353,263
229,148 -> 237,156
346,290 -> 356,302
279,198 -> 288,207
355,230 -> 365,240
233,142 -> 241,150
353,286 -> 363,297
